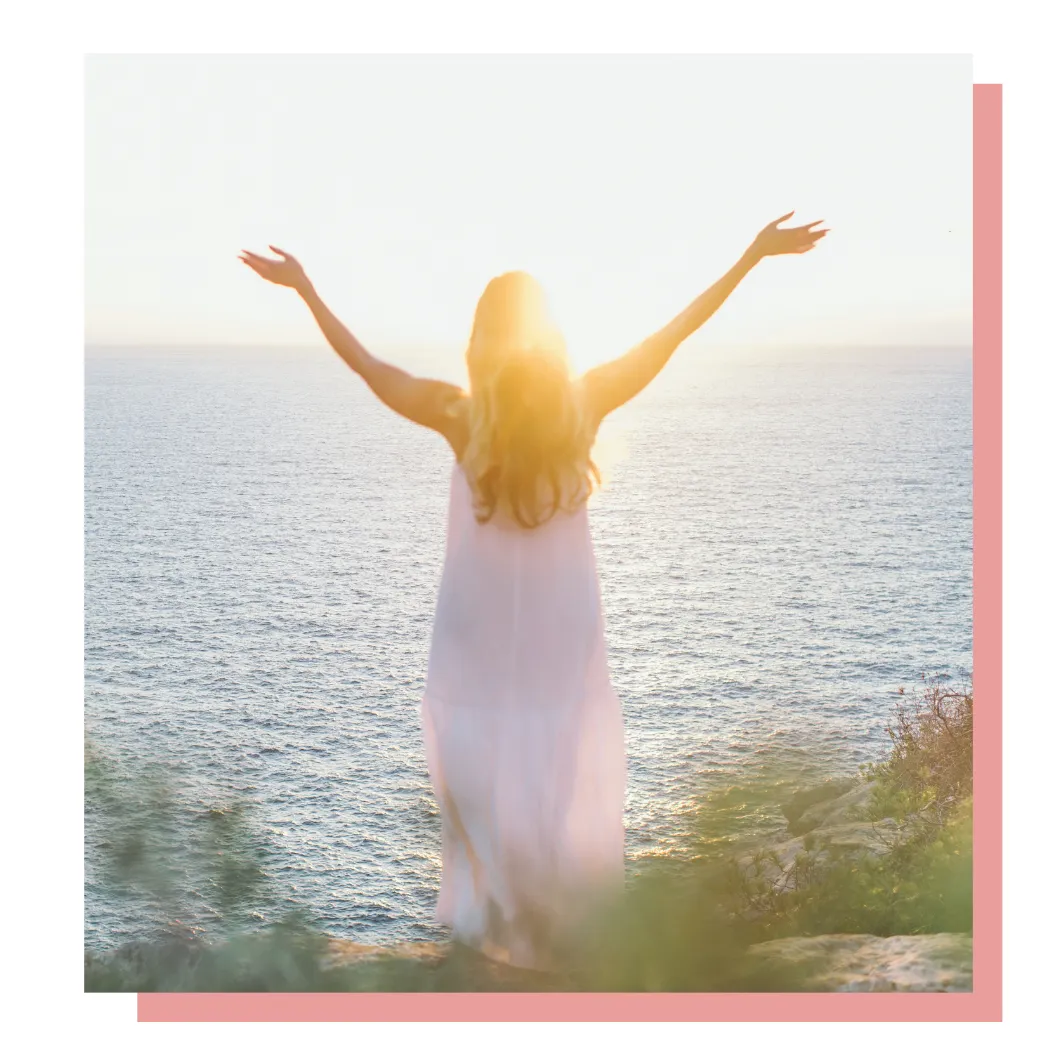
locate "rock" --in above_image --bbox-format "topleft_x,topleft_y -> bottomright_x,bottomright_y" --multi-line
806,818 -> 903,856
323,938 -> 561,990
732,775 -> 910,901
747,933 -> 972,992
322,940 -> 450,969
735,834 -> 814,894
790,780 -> 878,835
736,819 -> 905,895
87,930 -> 971,993
780,779 -> 858,832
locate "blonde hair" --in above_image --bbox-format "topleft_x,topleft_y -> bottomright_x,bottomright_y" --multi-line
460,272 -> 599,530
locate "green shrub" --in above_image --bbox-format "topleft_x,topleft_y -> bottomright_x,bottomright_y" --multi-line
721,678 -> 974,940
767,799 -> 973,938
865,676 -> 973,828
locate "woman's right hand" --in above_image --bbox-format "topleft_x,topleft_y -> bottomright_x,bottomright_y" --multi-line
238,246 -> 311,293
749,212 -> 829,258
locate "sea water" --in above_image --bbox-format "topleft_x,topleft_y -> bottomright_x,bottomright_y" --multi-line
84,344 -> 972,948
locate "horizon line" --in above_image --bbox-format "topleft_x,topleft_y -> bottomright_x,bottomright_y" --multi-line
84,340 -> 974,352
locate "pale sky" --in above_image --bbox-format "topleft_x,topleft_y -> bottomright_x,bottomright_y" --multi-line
85,55 -> 972,371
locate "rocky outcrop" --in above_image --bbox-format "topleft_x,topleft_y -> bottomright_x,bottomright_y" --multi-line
780,779 -> 857,831
323,939 -> 559,990
736,818 -> 904,894
788,780 -> 878,835
86,929 -> 972,994
325,933 -> 972,993
323,940 -> 450,968
736,777 -> 907,896
329,933 -> 972,992
747,933 -> 972,992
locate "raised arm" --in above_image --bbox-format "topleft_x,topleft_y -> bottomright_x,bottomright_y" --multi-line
579,213 -> 828,425
239,246 -> 466,450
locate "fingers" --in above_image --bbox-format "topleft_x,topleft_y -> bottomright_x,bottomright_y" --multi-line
794,226 -> 829,249
768,214 -> 829,234
238,251 -> 272,277
239,248 -> 294,265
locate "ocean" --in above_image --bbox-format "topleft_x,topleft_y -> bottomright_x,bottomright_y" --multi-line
84,343 -> 972,950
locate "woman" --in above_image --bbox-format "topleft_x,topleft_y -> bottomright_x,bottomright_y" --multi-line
239,212 -> 828,968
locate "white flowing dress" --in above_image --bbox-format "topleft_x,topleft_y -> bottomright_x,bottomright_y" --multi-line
420,464 -> 626,969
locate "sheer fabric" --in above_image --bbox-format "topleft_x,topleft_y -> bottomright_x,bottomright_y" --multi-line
420,464 -> 626,969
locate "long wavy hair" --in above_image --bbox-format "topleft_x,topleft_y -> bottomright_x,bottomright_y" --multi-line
460,271 -> 600,530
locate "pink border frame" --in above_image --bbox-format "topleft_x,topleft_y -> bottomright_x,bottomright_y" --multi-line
138,83 -> 1003,1023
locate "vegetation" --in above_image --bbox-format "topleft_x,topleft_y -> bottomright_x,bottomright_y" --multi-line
85,676 -> 974,992
725,676 -> 973,942
865,677 -> 974,828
